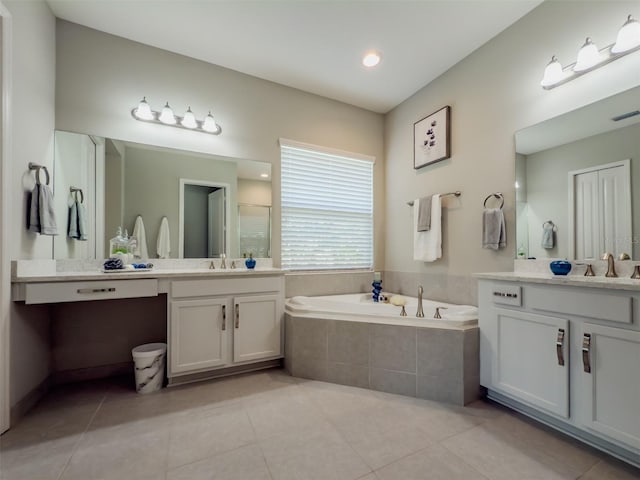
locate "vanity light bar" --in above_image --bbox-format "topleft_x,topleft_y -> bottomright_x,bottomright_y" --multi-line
131,97 -> 222,135
541,14 -> 640,90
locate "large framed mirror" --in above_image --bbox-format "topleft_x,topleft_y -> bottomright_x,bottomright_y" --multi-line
53,130 -> 272,260
515,85 -> 640,261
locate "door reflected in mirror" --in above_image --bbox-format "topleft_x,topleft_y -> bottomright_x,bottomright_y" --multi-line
52,131 -> 272,260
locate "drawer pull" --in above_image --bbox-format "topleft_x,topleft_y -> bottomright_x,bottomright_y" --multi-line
556,328 -> 565,366
77,287 -> 116,294
235,304 -> 240,328
493,291 -> 518,298
222,305 -> 226,331
582,333 -> 592,374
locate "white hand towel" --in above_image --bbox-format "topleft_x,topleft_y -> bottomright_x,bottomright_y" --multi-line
413,194 -> 441,262
541,222 -> 555,249
132,215 -> 149,259
156,216 -> 171,259
482,208 -> 506,250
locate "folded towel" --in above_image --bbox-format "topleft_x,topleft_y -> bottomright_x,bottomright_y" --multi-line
414,194 -> 441,261
541,222 -> 555,249
68,201 -> 88,241
157,216 -> 171,259
28,184 -> 58,235
417,196 -> 433,232
482,208 -> 506,250
132,215 -> 149,259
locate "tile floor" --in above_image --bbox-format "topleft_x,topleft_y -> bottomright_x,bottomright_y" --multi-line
1,368 -> 639,480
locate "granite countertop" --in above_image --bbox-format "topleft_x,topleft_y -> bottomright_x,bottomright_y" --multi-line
12,268 -> 285,283
474,271 -> 640,292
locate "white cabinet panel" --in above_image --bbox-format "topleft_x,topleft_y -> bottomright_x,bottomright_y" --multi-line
579,323 -> 640,450
170,298 -> 229,374
494,308 -> 569,418
233,294 -> 282,363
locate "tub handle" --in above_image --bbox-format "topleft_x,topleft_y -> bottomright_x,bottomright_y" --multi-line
434,307 -> 448,319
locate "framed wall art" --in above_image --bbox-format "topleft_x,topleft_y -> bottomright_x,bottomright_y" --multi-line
413,105 -> 451,169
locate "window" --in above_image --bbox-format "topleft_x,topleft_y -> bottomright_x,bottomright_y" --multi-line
280,139 -> 374,270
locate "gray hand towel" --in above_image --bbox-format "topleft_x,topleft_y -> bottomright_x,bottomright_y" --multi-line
482,208 -> 506,250
541,223 -> 554,249
77,202 -> 88,241
417,196 -> 432,232
28,184 -> 57,235
68,201 -> 78,238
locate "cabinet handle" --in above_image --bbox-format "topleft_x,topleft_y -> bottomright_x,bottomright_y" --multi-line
221,305 -> 226,331
556,328 -> 565,366
235,304 -> 239,328
582,333 -> 592,374
493,291 -> 518,298
77,287 -> 116,294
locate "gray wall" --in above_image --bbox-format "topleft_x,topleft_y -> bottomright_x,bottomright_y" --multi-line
524,123 -> 640,259
383,1 -> 640,304
104,138 -> 125,256
121,145 -> 237,258
55,20 -> 386,269
238,178 -> 272,206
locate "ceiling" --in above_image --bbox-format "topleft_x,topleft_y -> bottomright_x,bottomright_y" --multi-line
46,0 -> 542,113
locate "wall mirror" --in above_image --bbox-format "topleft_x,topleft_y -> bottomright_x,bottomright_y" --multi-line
53,130 -> 272,260
515,85 -> 640,261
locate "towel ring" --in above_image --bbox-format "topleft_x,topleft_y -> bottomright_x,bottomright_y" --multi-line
483,192 -> 504,209
70,187 -> 84,204
543,220 -> 557,231
28,163 -> 50,186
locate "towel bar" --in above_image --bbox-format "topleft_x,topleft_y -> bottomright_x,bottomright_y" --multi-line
407,191 -> 461,206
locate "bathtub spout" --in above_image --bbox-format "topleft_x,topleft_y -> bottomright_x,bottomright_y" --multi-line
416,285 -> 425,318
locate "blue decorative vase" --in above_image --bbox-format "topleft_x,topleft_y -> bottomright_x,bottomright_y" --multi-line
372,281 -> 382,302
245,255 -> 256,269
550,260 -> 571,275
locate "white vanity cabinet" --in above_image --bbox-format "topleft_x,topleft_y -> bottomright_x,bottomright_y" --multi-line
478,277 -> 640,466
168,275 -> 284,379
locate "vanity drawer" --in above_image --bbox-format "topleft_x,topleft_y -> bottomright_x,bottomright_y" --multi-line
24,279 -> 158,304
528,285 -> 632,324
171,276 -> 283,298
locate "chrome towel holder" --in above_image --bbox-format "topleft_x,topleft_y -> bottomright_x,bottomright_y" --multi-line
70,186 -> 84,203
483,192 -> 504,209
407,191 -> 461,206
28,162 -> 50,186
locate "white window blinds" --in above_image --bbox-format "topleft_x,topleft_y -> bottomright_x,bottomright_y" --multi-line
280,140 -> 373,271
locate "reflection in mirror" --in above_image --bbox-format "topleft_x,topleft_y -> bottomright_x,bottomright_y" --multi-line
238,204 -> 271,258
53,131 -> 272,260
515,85 -> 640,261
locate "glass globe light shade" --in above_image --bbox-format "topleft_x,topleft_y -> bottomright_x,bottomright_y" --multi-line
574,38 -> 601,72
181,107 -> 197,129
540,56 -> 564,87
612,15 -> 640,54
134,97 -> 154,120
202,112 -> 219,133
159,102 -> 177,125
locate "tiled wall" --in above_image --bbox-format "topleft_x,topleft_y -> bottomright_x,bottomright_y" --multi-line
285,314 -> 480,406
382,271 -> 478,306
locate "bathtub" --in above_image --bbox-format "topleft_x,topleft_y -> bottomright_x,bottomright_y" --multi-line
285,293 -> 478,328
285,293 -> 480,405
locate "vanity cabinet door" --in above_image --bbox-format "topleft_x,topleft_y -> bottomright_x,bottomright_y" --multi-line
233,294 -> 282,363
579,323 -> 640,451
492,308 -> 570,418
170,298 -> 230,375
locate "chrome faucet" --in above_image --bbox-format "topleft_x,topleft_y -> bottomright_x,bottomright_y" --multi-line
416,285 -> 424,318
603,253 -> 617,278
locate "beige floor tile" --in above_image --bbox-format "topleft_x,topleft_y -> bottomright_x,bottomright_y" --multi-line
166,444 -> 271,480
579,459 -> 640,479
0,435 -> 80,480
167,403 -> 255,469
59,428 -> 169,480
356,474 -> 380,480
375,444 -> 488,480
442,422 -> 580,480
297,379 -> 384,418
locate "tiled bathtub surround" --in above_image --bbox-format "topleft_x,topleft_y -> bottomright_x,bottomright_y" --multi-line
285,315 -> 480,405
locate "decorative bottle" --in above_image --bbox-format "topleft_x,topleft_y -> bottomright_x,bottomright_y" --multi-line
372,271 -> 382,302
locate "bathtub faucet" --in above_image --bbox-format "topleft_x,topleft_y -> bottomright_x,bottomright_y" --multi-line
416,285 -> 425,318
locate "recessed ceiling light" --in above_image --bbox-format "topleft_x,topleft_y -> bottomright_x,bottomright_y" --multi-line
362,51 -> 381,68
260,173 -> 269,178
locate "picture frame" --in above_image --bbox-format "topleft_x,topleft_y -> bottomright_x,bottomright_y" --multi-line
413,105 -> 451,169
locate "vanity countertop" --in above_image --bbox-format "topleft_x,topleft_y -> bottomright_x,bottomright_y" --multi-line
474,271 -> 640,292
12,268 -> 285,283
